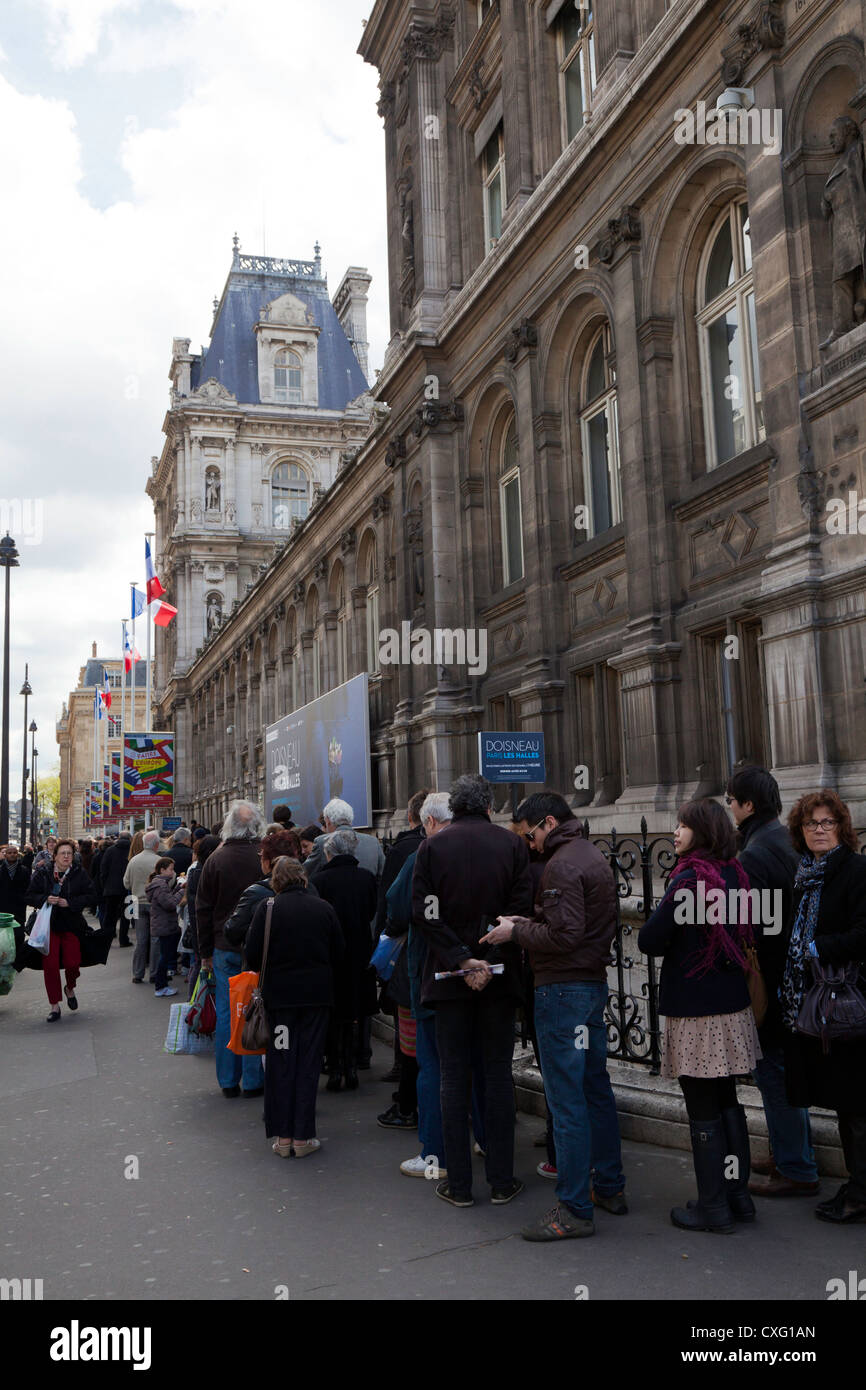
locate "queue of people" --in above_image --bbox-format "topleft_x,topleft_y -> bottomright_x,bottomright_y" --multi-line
3,767 -> 864,1239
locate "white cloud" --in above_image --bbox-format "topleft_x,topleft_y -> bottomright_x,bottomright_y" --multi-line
0,0 -> 388,786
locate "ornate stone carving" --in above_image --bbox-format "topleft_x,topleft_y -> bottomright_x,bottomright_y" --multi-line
226,499 -> 237,524
292,580 -> 306,604
598,207 -> 642,265
720,1 -> 785,87
339,446 -> 360,471
796,409 -> 825,520
190,499 -> 203,522
371,493 -> 391,520
252,502 -> 264,527
504,318 -> 538,363
205,467 -> 220,511
405,507 -> 424,598
377,81 -> 395,120
384,435 -> 406,468
410,399 -> 464,435
314,558 -> 328,581
469,59 -> 487,110
400,7 -> 455,68
819,117 -> 866,346
206,593 -> 222,637
192,376 -> 236,402
340,527 -> 357,554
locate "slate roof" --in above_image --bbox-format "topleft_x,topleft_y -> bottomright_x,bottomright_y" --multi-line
82,659 -> 148,689
190,251 -> 368,410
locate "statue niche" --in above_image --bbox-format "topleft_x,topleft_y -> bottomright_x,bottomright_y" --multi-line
206,592 -> 223,638
205,467 -> 221,513
820,116 -> 866,346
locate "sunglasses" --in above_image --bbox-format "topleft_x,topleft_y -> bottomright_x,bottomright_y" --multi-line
523,820 -> 546,843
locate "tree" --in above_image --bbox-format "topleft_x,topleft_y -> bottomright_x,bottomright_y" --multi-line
37,766 -> 61,819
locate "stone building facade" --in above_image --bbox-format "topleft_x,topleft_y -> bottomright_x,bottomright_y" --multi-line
56,645 -> 149,838
156,0 -> 866,832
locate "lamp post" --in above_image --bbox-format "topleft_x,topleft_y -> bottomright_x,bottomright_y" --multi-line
0,533 -> 20,843
20,664 -> 31,842
29,723 -> 37,844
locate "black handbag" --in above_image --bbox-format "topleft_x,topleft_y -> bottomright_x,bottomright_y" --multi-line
796,957 -> 866,1053
241,899 -> 273,1052
79,924 -> 113,967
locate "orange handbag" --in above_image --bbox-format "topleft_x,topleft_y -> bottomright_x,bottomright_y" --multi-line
227,902 -> 273,1055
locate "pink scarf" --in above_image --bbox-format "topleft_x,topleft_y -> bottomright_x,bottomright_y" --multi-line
669,850 -> 754,978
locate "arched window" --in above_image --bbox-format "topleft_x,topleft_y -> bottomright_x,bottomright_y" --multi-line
274,348 -> 302,404
697,202 -> 764,468
336,573 -> 349,686
579,324 -> 621,535
363,541 -> 380,675
558,3 -> 595,144
271,462 -> 309,528
499,417 -> 524,586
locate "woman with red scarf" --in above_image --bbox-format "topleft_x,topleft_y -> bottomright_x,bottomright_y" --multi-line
639,799 -> 760,1233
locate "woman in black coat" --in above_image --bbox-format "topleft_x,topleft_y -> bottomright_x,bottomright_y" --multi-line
638,799 -> 760,1233
781,791 -> 866,1224
310,830 -> 378,1092
246,856 -> 344,1158
26,839 -> 98,1021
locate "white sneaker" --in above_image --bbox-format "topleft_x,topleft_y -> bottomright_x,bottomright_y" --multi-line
400,1155 -> 447,1179
155,987 -> 178,997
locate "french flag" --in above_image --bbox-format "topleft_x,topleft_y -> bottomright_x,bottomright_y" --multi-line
151,600 -> 178,628
101,670 -> 112,711
124,628 -> 140,673
145,539 -> 165,604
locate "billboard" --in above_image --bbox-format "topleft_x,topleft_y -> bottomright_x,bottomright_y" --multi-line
123,732 -> 175,811
110,750 -> 123,815
89,779 -> 101,827
477,730 -> 546,783
102,763 -> 110,821
265,673 -> 371,828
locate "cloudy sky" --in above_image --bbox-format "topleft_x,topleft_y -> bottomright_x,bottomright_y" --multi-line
0,0 -> 387,799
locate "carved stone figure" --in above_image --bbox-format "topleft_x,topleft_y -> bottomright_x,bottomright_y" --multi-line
205,469 -> 221,511
206,594 -> 222,637
820,117 -> 866,346
400,194 -> 414,271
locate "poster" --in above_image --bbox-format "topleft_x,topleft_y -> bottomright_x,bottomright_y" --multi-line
477,730 -> 546,783
89,779 -> 102,827
102,763 -> 110,821
122,732 -> 174,811
265,673 -> 371,827
110,750 -> 123,815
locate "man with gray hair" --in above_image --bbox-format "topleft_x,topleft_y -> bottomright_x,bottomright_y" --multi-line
413,774 -> 533,1207
166,826 -> 193,876
196,801 -> 266,1097
123,830 -> 162,984
303,798 -> 385,887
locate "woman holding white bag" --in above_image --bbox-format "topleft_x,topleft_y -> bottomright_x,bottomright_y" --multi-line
26,839 -> 97,1022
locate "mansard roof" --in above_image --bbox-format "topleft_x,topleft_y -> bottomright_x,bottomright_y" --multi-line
190,244 -> 368,411
81,658 -> 147,689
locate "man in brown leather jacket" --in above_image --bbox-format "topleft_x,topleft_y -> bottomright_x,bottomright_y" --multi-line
483,792 -> 626,1240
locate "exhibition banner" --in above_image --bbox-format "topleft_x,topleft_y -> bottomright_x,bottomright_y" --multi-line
110,750 -> 123,815
123,732 -> 175,811
477,730 -> 546,783
89,780 -> 101,827
103,763 -> 110,821
265,673 -> 372,827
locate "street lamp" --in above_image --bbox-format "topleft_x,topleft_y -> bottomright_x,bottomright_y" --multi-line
29,721 -> 37,844
20,664 -> 31,842
0,533 -> 20,843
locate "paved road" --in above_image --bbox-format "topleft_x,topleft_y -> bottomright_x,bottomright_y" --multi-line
0,938 -> 856,1303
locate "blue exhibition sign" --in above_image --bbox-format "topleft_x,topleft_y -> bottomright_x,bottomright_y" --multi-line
161,816 -> 182,832
265,673 -> 372,827
478,730 -> 546,783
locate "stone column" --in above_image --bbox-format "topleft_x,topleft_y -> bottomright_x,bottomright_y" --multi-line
500,0 -> 535,218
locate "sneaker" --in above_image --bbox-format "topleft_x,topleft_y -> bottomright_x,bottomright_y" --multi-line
401,1155 -> 447,1179
377,1103 -> 418,1130
491,1179 -> 525,1205
592,1188 -> 628,1215
521,1204 -> 595,1241
154,987 -> 178,997
435,1181 -> 473,1208
537,1161 -> 558,1179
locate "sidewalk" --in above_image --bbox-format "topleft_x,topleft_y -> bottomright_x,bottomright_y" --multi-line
0,945 -> 857,1302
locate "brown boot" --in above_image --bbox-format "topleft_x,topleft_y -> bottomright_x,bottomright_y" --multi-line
748,1171 -> 820,1198
750,1154 -> 775,1177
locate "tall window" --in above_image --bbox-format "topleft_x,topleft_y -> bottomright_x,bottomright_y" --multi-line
699,622 -> 768,786
336,577 -> 349,686
482,125 -> 505,253
579,325 -> 622,535
559,3 -> 596,143
274,348 -> 302,403
108,715 -> 122,737
697,202 -> 765,469
271,462 -> 309,528
499,417 -> 524,586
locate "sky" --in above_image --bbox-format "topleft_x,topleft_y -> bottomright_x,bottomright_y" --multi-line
0,0 -> 387,802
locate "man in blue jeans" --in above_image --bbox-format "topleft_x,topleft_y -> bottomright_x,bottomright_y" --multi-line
484,791 -> 625,1239
196,801 -> 266,1098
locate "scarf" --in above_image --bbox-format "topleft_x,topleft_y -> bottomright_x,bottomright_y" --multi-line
667,850 -> 754,978
780,845 -> 841,1029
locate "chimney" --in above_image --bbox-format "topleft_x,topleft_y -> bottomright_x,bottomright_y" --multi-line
92,641 -> 97,658
333,267 -> 372,386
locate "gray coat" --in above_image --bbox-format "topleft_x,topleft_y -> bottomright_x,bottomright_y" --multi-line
304,830 -> 384,886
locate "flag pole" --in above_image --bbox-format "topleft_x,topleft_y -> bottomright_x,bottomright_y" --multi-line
144,533 -> 155,833
121,620 -> 127,740
129,582 -> 137,835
